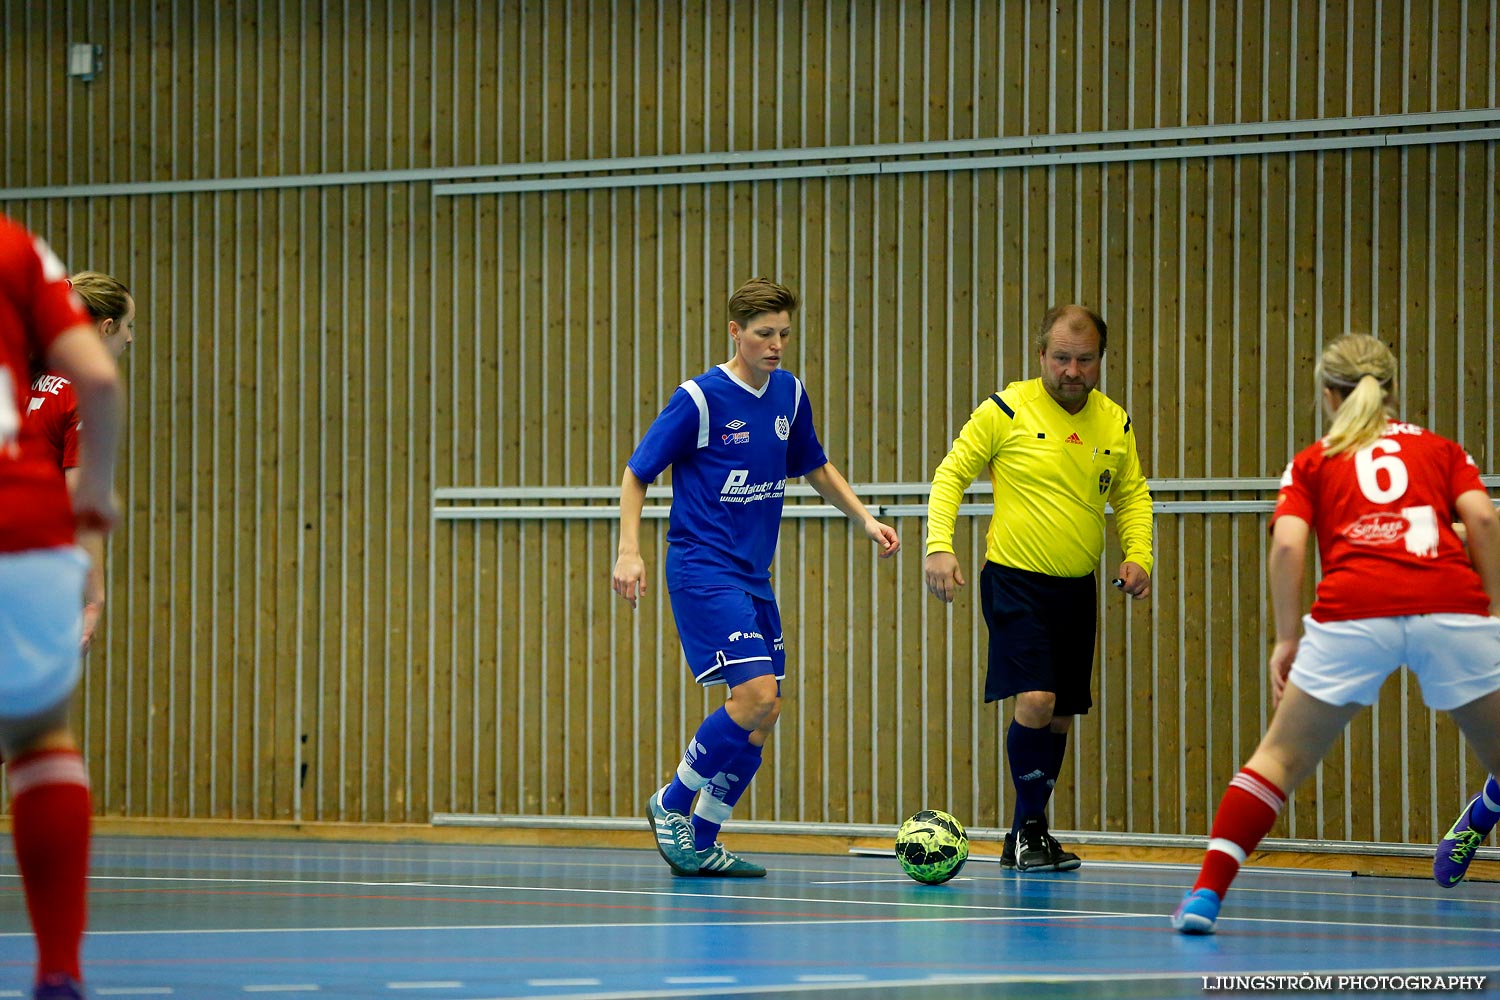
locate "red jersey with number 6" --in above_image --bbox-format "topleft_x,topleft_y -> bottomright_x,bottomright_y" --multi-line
1272,419 -> 1491,622
0,214 -> 90,553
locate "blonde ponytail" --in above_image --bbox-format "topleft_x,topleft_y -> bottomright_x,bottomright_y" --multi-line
68,270 -> 131,325
1317,334 -> 1397,457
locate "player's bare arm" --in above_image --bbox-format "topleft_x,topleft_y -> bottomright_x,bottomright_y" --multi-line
611,468 -> 649,609
1455,489 -> 1500,616
804,462 -> 899,557
1266,514 -> 1310,705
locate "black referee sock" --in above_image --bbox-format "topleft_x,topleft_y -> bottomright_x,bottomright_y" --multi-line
1046,729 -> 1069,789
1007,719 -> 1056,831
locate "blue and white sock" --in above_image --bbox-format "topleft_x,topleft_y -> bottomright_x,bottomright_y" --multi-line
660,707 -> 754,814
692,742 -> 764,850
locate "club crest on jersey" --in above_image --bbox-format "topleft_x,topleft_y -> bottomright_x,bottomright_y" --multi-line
775,415 -> 790,441
1098,470 -> 1112,495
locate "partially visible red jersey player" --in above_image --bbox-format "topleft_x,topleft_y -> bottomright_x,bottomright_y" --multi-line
0,214 -> 124,1000
26,271 -> 136,651
1170,333 -> 1500,935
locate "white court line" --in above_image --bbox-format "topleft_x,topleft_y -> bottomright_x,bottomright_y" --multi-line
386,984 -> 463,991
0,872 -> 1124,917
0,871 -> 1489,943
31,866 -> 1487,911
1062,860 -> 1351,877
0,912 -> 1132,941
527,980 -> 602,987
61,869 -> 1500,923
992,874 -> 1500,910
850,849 -> 1360,878
80,843 -> 1487,884
664,977 -> 738,984
448,965 -> 1500,1000
0,905 -> 1493,940
810,877 -> 976,885
85,848 -> 659,869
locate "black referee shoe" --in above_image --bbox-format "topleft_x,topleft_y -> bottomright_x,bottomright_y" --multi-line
1016,818 -> 1082,873
1000,831 -> 1017,868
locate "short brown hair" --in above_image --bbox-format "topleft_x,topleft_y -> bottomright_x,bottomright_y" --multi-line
68,270 -> 131,324
728,277 -> 798,327
1036,304 -> 1107,354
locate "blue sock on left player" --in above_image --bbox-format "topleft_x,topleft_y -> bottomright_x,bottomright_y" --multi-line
661,707 -> 755,814
692,742 -> 764,850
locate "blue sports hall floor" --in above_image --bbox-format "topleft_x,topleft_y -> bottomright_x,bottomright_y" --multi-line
1,836 -> 1496,999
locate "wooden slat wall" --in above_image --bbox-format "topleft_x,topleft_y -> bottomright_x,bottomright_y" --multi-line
1,1 -> 1497,845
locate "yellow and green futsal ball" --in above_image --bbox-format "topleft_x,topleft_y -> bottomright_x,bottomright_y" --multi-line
895,809 -> 969,884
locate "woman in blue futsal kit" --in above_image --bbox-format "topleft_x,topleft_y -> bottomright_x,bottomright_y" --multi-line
611,277 -> 899,876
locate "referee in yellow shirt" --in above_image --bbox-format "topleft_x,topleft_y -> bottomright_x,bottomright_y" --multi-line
924,305 -> 1155,873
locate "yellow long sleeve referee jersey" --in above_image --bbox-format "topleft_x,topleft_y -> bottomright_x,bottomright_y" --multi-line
925,378 -> 1155,578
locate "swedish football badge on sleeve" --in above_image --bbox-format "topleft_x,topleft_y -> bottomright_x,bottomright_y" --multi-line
1098,469 -> 1113,495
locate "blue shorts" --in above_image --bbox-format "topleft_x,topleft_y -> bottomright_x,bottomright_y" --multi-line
669,586 -> 785,689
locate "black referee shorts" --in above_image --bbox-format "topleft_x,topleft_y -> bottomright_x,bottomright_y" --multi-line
979,561 -> 1098,715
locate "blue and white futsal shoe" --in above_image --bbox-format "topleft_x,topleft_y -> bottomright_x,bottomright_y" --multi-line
1171,887 -> 1221,934
692,842 -> 767,877
1435,796 -> 1487,888
646,789 -> 700,875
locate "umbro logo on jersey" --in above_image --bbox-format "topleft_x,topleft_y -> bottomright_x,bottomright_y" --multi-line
725,419 -> 747,430
1065,432 -> 1085,445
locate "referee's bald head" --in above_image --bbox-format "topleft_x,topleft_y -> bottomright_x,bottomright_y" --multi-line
1036,305 -> 1107,356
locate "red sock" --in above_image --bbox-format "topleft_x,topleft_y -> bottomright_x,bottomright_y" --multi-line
1193,766 -> 1286,899
8,750 -> 91,982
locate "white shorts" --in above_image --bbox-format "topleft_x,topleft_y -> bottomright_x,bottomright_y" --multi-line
1290,613 -> 1500,711
0,546 -> 87,719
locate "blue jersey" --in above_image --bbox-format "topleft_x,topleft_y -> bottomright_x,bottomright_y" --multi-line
627,364 -> 828,600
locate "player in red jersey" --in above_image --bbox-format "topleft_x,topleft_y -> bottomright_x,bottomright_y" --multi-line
0,215 -> 124,1000
1170,333 -> 1500,934
26,272 -> 135,651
